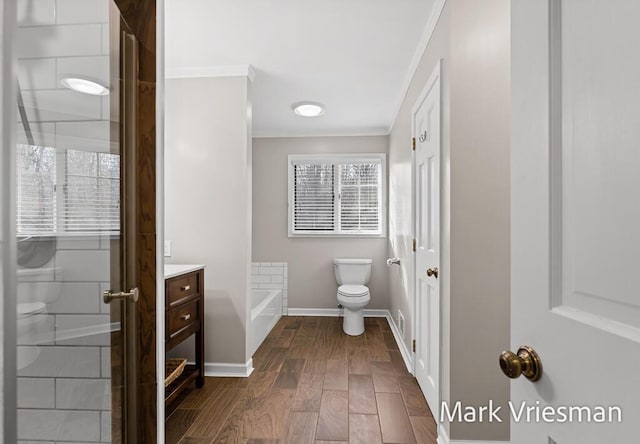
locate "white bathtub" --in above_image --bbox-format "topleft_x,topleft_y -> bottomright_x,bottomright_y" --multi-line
251,289 -> 283,355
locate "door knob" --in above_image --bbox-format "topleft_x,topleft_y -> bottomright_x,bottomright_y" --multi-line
103,287 -> 139,304
499,345 -> 542,382
426,267 -> 439,278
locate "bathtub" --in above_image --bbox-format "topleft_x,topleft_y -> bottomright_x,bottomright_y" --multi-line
251,289 -> 283,355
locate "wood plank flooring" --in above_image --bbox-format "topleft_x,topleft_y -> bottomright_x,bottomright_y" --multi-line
167,316 -> 437,444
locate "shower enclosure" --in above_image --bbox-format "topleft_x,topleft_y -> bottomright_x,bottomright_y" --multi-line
2,0 -> 142,441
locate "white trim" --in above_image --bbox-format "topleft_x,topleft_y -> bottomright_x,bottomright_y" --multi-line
204,359 -> 254,377
388,0 -> 447,133
165,64 -> 256,82
287,308 -> 342,317
253,128 -> 389,139
385,311 -> 413,373
437,424 -> 510,444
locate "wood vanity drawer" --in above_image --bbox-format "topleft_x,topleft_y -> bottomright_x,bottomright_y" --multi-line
167,299 -> 200,341
166,272 -> 199,307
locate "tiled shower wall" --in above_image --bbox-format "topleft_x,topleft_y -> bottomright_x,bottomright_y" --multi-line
251,262 -> 288,314
16,0 -> 113,442
17,236 -> 112,443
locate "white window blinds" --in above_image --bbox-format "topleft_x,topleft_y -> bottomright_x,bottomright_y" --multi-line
16,145 -> 56,234
289,154 -> 385,236
63,150 -> 120,232
16,147 -> 120,235
293,164 -> 335,232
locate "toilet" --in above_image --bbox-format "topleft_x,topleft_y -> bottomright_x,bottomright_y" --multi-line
334,258 -> 372,336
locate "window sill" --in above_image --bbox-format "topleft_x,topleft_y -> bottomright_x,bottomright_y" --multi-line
288,232 -> 387,239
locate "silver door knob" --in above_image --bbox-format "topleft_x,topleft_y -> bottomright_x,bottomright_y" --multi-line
103,287 -> 139,304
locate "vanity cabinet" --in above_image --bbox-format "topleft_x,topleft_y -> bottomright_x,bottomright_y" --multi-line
164,265 -> 205,411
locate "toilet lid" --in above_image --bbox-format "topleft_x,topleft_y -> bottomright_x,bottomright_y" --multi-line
338,285 -> 369,297
17,302 -> 46,318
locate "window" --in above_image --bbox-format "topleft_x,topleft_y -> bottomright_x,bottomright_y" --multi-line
288,154 -> 386,236
16,145 -> 120,235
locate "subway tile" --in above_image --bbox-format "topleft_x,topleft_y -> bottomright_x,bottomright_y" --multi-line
56,378 -> 110,410
251,266 -> 260,275
21,89 -> 102,122
16,24 -> 102,59
101,24 -> 109,55
17,266 -> 55,282
17,377 -> 55,408
56,0 -> 109,24
56,120 -> 113,153
18,346 -> 101,378
101,411 -> 111,442
46,282 -> 101,314
260,266 -> 283,275
257,283 -> 283,290
18,58 -> 56,90
54,235 -> 101,250
270,275 -> 284,284
100,346 -> 110,378
16,121 -> 56,147
18,409 -> 100,441
55,314 -> 111,346
54,249 -> 110,281
17,314 -> 55,345
251,275 -> 270,284
17,0 -> 56,26
99,283 -> 110,314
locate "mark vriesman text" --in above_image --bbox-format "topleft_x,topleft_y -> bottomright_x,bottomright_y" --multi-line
440,400 -> 622,423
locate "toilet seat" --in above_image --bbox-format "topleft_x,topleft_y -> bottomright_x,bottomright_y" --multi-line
337,284 -> 369,297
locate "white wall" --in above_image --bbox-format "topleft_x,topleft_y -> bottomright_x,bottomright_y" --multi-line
252,136 -> 389,311
165,76 -> 252,367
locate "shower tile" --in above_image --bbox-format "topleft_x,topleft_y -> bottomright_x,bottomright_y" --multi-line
17,377 -> 55,408
55,119 -> 111,153
56,378 -> 110,410
100,346 -> 110,378
17,0 -> 56,26
54,249 -> 110,282
16,24 -> 103,59
17,346 -> 100,378
55,314 -> 111,346
101,411 -> 111,442
56,0 -> 109,25
46,282 -> 101,314
18,58 -> 57,90
20,89 -> 102,123
55,235 -> 101,250
18,409 -> 100,441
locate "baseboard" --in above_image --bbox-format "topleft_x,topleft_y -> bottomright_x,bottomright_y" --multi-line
287,307 -> 393,317
438,424 -> 510,444
203,358 -> 254,377
384,312 -> 414,374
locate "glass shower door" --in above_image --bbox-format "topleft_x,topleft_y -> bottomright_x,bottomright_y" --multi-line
12,1 -> 138,442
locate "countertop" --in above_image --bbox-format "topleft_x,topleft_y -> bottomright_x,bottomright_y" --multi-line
164,264 -> 206,279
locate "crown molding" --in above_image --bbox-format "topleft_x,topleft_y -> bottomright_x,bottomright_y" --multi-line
165,64 -> 256,82
388,0 -> 447,133
253,127 -> 389,139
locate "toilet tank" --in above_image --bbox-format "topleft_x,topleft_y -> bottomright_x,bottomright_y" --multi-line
334,258 -> 372,285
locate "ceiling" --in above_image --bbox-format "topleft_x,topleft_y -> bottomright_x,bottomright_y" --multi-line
165,0 -> 438,137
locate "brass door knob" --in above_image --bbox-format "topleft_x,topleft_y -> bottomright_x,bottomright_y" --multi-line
426,267 -> 439,278
499,345 -> 542,382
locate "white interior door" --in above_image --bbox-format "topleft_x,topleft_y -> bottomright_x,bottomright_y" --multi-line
413,61 -> 441,420
511,1 -> 640,443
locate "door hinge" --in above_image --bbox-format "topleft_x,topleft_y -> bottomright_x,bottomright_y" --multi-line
412,238 -> 416,252
412,339 -> 416,353
412,137 -> 416,151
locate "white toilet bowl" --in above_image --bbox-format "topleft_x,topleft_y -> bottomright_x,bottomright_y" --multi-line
337,285 -> 370,336
334,259 -> 373,336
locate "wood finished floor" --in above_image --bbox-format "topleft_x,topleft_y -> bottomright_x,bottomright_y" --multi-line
167,316 -> 437,444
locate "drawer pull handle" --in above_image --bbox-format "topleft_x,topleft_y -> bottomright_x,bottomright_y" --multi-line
181,313 -> 191,321
181,285 -> 191,291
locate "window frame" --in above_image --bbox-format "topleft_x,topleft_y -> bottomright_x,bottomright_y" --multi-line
287,153 -> 387,238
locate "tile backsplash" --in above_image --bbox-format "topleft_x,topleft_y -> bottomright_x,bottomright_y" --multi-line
251,262 -> 288,314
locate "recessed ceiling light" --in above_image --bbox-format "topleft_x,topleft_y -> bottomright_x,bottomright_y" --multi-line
60,77 -> 110,96
292,101 -> 325,117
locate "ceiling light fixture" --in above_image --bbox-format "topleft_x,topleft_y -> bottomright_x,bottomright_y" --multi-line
60,77 -> 110,96
292,101 -> 325,117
